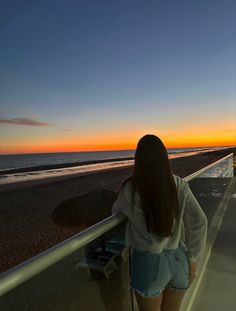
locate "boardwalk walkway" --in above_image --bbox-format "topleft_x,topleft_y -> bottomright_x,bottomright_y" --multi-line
190,178 -> 236,311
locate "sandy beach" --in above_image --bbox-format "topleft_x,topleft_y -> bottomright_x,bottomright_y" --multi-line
0,147 -> 235,273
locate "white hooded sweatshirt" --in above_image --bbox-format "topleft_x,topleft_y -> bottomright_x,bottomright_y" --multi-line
112,174 -> 208,261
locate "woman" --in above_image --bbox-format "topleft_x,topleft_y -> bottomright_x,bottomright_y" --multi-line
112,134 -> 207,311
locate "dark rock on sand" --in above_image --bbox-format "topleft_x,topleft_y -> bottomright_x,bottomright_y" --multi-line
51,188 -> 118,229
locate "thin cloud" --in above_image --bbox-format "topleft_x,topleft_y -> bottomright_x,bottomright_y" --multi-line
0,118 -> 52,126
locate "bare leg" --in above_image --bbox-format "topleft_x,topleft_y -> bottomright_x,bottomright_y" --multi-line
134,290 -> 163,311
161,288 -> 187,311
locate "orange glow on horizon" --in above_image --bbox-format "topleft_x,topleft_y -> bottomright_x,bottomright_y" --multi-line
1,121 -> 235,154
0,136 -> 235,155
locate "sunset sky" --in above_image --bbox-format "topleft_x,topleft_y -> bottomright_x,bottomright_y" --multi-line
0,0 -> 235,154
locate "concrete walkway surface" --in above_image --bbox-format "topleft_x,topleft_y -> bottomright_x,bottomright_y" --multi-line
190,179 -> 236,311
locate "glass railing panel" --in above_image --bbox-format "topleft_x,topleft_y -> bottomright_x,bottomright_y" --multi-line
0,222 -> 132,311
196,153 -> 234,178
187,154 -> 234,227
188,177 -> 232,225
179,157 -> 235,311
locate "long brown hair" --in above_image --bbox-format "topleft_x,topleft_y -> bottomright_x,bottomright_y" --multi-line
124,134 -> 180,237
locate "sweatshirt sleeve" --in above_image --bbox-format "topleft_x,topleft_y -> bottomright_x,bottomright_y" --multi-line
182,180 -> 208,262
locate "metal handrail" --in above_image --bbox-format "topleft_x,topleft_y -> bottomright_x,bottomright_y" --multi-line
0,153 -> 233,297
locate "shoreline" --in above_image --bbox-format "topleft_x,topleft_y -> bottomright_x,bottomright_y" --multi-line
0,147 -> 235,273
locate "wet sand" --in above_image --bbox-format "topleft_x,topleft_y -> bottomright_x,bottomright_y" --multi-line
0,147 -> 235,273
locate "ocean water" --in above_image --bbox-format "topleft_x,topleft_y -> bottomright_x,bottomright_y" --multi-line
0,147 -> 227,185
0,150 -> 135,171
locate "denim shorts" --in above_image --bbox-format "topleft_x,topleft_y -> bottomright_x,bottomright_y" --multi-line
130,242 -> 190,297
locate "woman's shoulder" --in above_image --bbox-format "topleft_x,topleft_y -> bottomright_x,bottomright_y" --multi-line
173,174 -> 188,191
121,178 -> 133,197
173,173 -> 183,184
121,178 -> 141,205
122,176 -> 132,187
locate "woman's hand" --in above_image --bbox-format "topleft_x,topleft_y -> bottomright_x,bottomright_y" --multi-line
188,261 -> 197,286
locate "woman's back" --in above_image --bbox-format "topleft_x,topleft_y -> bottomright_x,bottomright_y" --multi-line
112,173 -> 207,261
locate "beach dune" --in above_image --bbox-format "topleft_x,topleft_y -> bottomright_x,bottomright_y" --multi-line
51,188 -> 118,229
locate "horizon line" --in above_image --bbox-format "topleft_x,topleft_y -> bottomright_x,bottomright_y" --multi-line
0,145 -> 235,156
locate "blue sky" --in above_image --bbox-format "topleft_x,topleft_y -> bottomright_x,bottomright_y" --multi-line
0,0 -> 235,153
